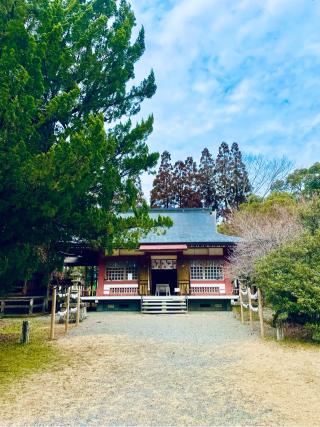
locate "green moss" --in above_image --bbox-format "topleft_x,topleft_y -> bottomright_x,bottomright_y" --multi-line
0,318 -> 62,392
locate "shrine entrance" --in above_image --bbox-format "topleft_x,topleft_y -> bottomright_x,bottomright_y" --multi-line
150,256 -> 178,296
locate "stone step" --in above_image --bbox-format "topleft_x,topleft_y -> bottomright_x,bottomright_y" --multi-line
143,301 -> 186,306
141,296 -> 187,314
141,310 -> 187,314
142,297 -> 186,302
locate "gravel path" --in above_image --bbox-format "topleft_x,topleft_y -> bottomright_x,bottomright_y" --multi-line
1,312 -> 320,426
73,311 -> 258,345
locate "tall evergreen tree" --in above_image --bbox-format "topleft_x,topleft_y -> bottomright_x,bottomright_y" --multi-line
215,142 -> 250,217
172,157 -> 201,208
0,0 -> 170,293
184,156 -> 202,208
197,148 -> 217,209
172,160 -> 187,208
230,142 -> 251,209
150,151 -> 174,208
215,142 -> 232,216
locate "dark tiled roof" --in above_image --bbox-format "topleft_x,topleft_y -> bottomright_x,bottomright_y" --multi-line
139,208 -> 239,244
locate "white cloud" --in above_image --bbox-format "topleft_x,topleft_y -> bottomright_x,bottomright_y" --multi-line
130,0 -> 320,195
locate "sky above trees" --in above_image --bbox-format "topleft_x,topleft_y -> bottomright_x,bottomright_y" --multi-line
131,0 -> 320,193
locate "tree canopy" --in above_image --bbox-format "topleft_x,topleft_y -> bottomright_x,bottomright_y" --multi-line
150,151 -> 174,208
0,0 -> 170,293
255,231 -> 320,326
197,148 -> 216,209
150,142 -> 250,214
225,190 -> 320,332
271,162 -> 320,197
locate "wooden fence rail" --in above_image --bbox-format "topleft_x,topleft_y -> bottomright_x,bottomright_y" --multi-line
0,296 -> 49,315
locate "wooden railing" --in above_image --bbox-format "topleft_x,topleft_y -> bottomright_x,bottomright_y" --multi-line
109,287 -> 139,296
0,296 -> 49,315
190,284 -> 226,295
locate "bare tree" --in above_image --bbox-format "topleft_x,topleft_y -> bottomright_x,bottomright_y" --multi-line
244,154 -> 294,197
228,206 -> 303,280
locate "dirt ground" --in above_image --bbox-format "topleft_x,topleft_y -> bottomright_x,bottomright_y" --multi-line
0,312 -> 319,426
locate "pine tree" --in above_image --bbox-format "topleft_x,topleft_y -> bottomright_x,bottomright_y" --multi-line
0,0 -> 171,293
134,176 -> 145,207
150,151 -> 175,208
197,148 -> 217,209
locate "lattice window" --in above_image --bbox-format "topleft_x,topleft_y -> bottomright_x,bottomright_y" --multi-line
190,260 -> 224,280
105,261 -> 138,281
190,262 -> 203,279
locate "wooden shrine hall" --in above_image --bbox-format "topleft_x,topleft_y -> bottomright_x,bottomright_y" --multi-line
82,208 -> 240,313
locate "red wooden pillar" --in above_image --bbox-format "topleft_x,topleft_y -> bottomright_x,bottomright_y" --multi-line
96,255 -> 106,297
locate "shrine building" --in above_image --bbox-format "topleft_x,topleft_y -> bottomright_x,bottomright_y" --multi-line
83,208 -> 239,313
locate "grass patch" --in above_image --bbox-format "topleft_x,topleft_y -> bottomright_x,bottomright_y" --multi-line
232,307 -> 320,348
232,305 -> 260,321
278,336 -> 320,349
0,317 -> 62,393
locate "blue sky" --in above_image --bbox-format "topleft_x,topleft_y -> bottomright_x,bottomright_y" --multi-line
130,0 -> 320,194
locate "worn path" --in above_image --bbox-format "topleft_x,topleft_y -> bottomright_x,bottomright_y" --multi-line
1,312 -> 320,426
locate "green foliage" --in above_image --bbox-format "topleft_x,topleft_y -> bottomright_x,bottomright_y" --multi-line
239,192 -> 296,214
254,232 -> 320,325
298,197 -> 320,236
272,162 -> 320,197
0,0 -> 170,293
305,323 -> 320,342
218,192 -> 297,236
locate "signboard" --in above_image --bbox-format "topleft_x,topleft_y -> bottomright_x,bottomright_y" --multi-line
151,258 -> 177,270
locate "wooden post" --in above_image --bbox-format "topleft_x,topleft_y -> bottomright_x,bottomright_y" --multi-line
248,286 -> 253,331
50,286 -> 57,340
276,320 -> 285,341
29,298 -> 34,315
239,283 -> 244,324
257,288 -> 265,338
20,320 -> 30,344
65,286 -> 70,333
76,284 -> 81,326
22,280 -> 28,296
0,300 -> 5,314
45,284 -> 50,311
